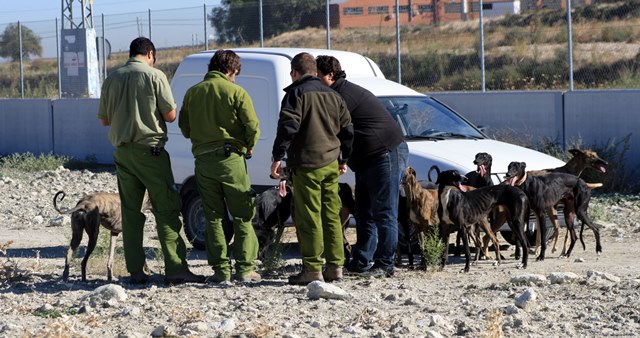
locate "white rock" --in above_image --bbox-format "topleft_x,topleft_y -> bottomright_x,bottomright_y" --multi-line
548,272 -> 581,284
209,318 -> 235,332
586,270 -> 621,285
306,281 -> 350,300
183,322 -> 208,332
80,284 -> 127,308
514,287 -> 538,311
48,215 -> 65,227
510,274 -> 546,285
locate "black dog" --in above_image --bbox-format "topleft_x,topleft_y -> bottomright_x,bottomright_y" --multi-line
505,161 -> 602,260
465,152 -> 494,188
455,152 -> 495,257
253,184 -> 294,261
437,170 -> 530,272
254,181 -> 355,263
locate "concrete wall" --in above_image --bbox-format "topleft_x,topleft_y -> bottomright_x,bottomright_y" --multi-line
0,99 -> 53,155
0,90 -> 638,170
52,99 -> 113,163
432,91 -> 564,143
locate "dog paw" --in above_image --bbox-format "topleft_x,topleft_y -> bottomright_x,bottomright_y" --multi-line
492,261 -> 499,267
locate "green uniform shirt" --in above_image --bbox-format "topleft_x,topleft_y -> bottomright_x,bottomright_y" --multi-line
179,71 -> 260,156
98,58 -> 176,147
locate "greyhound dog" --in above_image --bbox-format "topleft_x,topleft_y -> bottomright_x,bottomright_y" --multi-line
399,166 -> 439,269
437,170 -> 530,272
528,148 -> 608,255
54,190 -> 151,281
253,179 -> 355,264
505,161 -> 602,260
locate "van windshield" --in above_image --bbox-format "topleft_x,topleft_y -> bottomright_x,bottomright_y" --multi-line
380,96 -> 485,140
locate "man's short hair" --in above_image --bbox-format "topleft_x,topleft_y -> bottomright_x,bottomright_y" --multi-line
129,37 -> 156,58
208,50 -> 242,75
316,55 -> 346,80
291,52 -> 316,76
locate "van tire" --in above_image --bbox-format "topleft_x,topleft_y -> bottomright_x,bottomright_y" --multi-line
182,191 -> 207,250
182,190 -> 235,251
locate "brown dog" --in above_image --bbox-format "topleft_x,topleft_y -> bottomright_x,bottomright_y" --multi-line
54,190 -> 151,281
400,166 -> 440,269
528,148 -> 608,255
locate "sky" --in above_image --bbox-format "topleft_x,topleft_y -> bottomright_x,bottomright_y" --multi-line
0,0 -> 223,58
0,1 -> 221,24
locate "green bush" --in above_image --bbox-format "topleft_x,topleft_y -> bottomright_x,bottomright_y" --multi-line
0,152 -> 70,172
422,226 -> 445,272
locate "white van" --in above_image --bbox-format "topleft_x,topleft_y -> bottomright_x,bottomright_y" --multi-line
166,48 -> 564,248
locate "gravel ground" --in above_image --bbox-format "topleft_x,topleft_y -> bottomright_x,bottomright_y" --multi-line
1,166 -> 640,338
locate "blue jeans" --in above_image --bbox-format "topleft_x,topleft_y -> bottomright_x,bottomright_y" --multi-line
349,142 -> 409,271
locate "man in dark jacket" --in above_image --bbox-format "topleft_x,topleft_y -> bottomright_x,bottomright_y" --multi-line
317,55 -> 408,277
270,52 -> 354,285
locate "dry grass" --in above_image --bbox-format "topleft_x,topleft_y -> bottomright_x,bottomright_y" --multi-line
483,308 -> 504,338
0,241 -> 36,285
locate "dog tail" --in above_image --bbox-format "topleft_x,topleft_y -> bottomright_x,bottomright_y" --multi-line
585,182 -> 603,189
53,190 -> 74,214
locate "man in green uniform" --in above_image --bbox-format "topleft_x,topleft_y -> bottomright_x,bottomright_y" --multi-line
179,50 -> 261,283
98,37 -> 205,284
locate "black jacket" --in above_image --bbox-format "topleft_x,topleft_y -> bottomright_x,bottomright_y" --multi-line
331,78 -> 404,172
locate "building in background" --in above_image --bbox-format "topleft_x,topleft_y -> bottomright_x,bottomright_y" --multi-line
330,0 -> 592,28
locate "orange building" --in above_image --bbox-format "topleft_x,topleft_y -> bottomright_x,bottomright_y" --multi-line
329,0 -> 591,28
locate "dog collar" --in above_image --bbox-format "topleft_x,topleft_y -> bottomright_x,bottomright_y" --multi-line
514,172 -> 527,187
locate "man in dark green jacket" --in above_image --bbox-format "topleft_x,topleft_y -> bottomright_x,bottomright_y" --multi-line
270,52 -> 354,285
179,50 -> 261,283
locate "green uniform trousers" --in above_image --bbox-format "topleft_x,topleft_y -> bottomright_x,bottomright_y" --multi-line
195,152 -> 258,278
114,144 -> 189,276
292,160 -> 344,272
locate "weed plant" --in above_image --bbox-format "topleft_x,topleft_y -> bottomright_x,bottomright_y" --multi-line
423,226 -> 446,272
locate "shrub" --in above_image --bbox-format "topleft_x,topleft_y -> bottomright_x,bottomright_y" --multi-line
422,226 -> 445,272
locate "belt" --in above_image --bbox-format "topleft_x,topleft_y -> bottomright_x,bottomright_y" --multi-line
198,144 -> 244,157
119,143 -> 164,153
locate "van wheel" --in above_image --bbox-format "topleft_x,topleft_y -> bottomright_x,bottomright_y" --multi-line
182,190 -> 234,251
182,192 -> 207,250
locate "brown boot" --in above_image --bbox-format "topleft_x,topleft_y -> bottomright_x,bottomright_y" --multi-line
288,270 -> 324,285
323,266 -> 343,282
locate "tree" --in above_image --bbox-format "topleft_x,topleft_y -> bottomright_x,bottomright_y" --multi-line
210,0 -> 325,44
0,23 -> 43,62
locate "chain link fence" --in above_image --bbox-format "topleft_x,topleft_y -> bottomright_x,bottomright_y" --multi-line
1,1 -> 639,98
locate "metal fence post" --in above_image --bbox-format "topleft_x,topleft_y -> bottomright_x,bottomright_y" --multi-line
56,18 -> 62,99
326,0 -> 331,50
18,21 -> 24,98
148,9 -> 152,40
102,14 -> 106,80
204,4 -> 208,50
567,0 -> 574,91
395,0 -> 401,84
259,0 -> 264,47
480,0 -> 486,92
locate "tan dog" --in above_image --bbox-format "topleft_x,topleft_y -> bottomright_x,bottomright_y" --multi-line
400,166 -> 439,269
528,148 -> 608,255
54,190 -> 151,281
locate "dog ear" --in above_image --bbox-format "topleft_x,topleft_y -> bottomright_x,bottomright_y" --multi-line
520,162 -> 527,170
568,148 -> 581,157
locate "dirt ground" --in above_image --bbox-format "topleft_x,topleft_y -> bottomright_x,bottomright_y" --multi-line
1,168 -> 639,337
